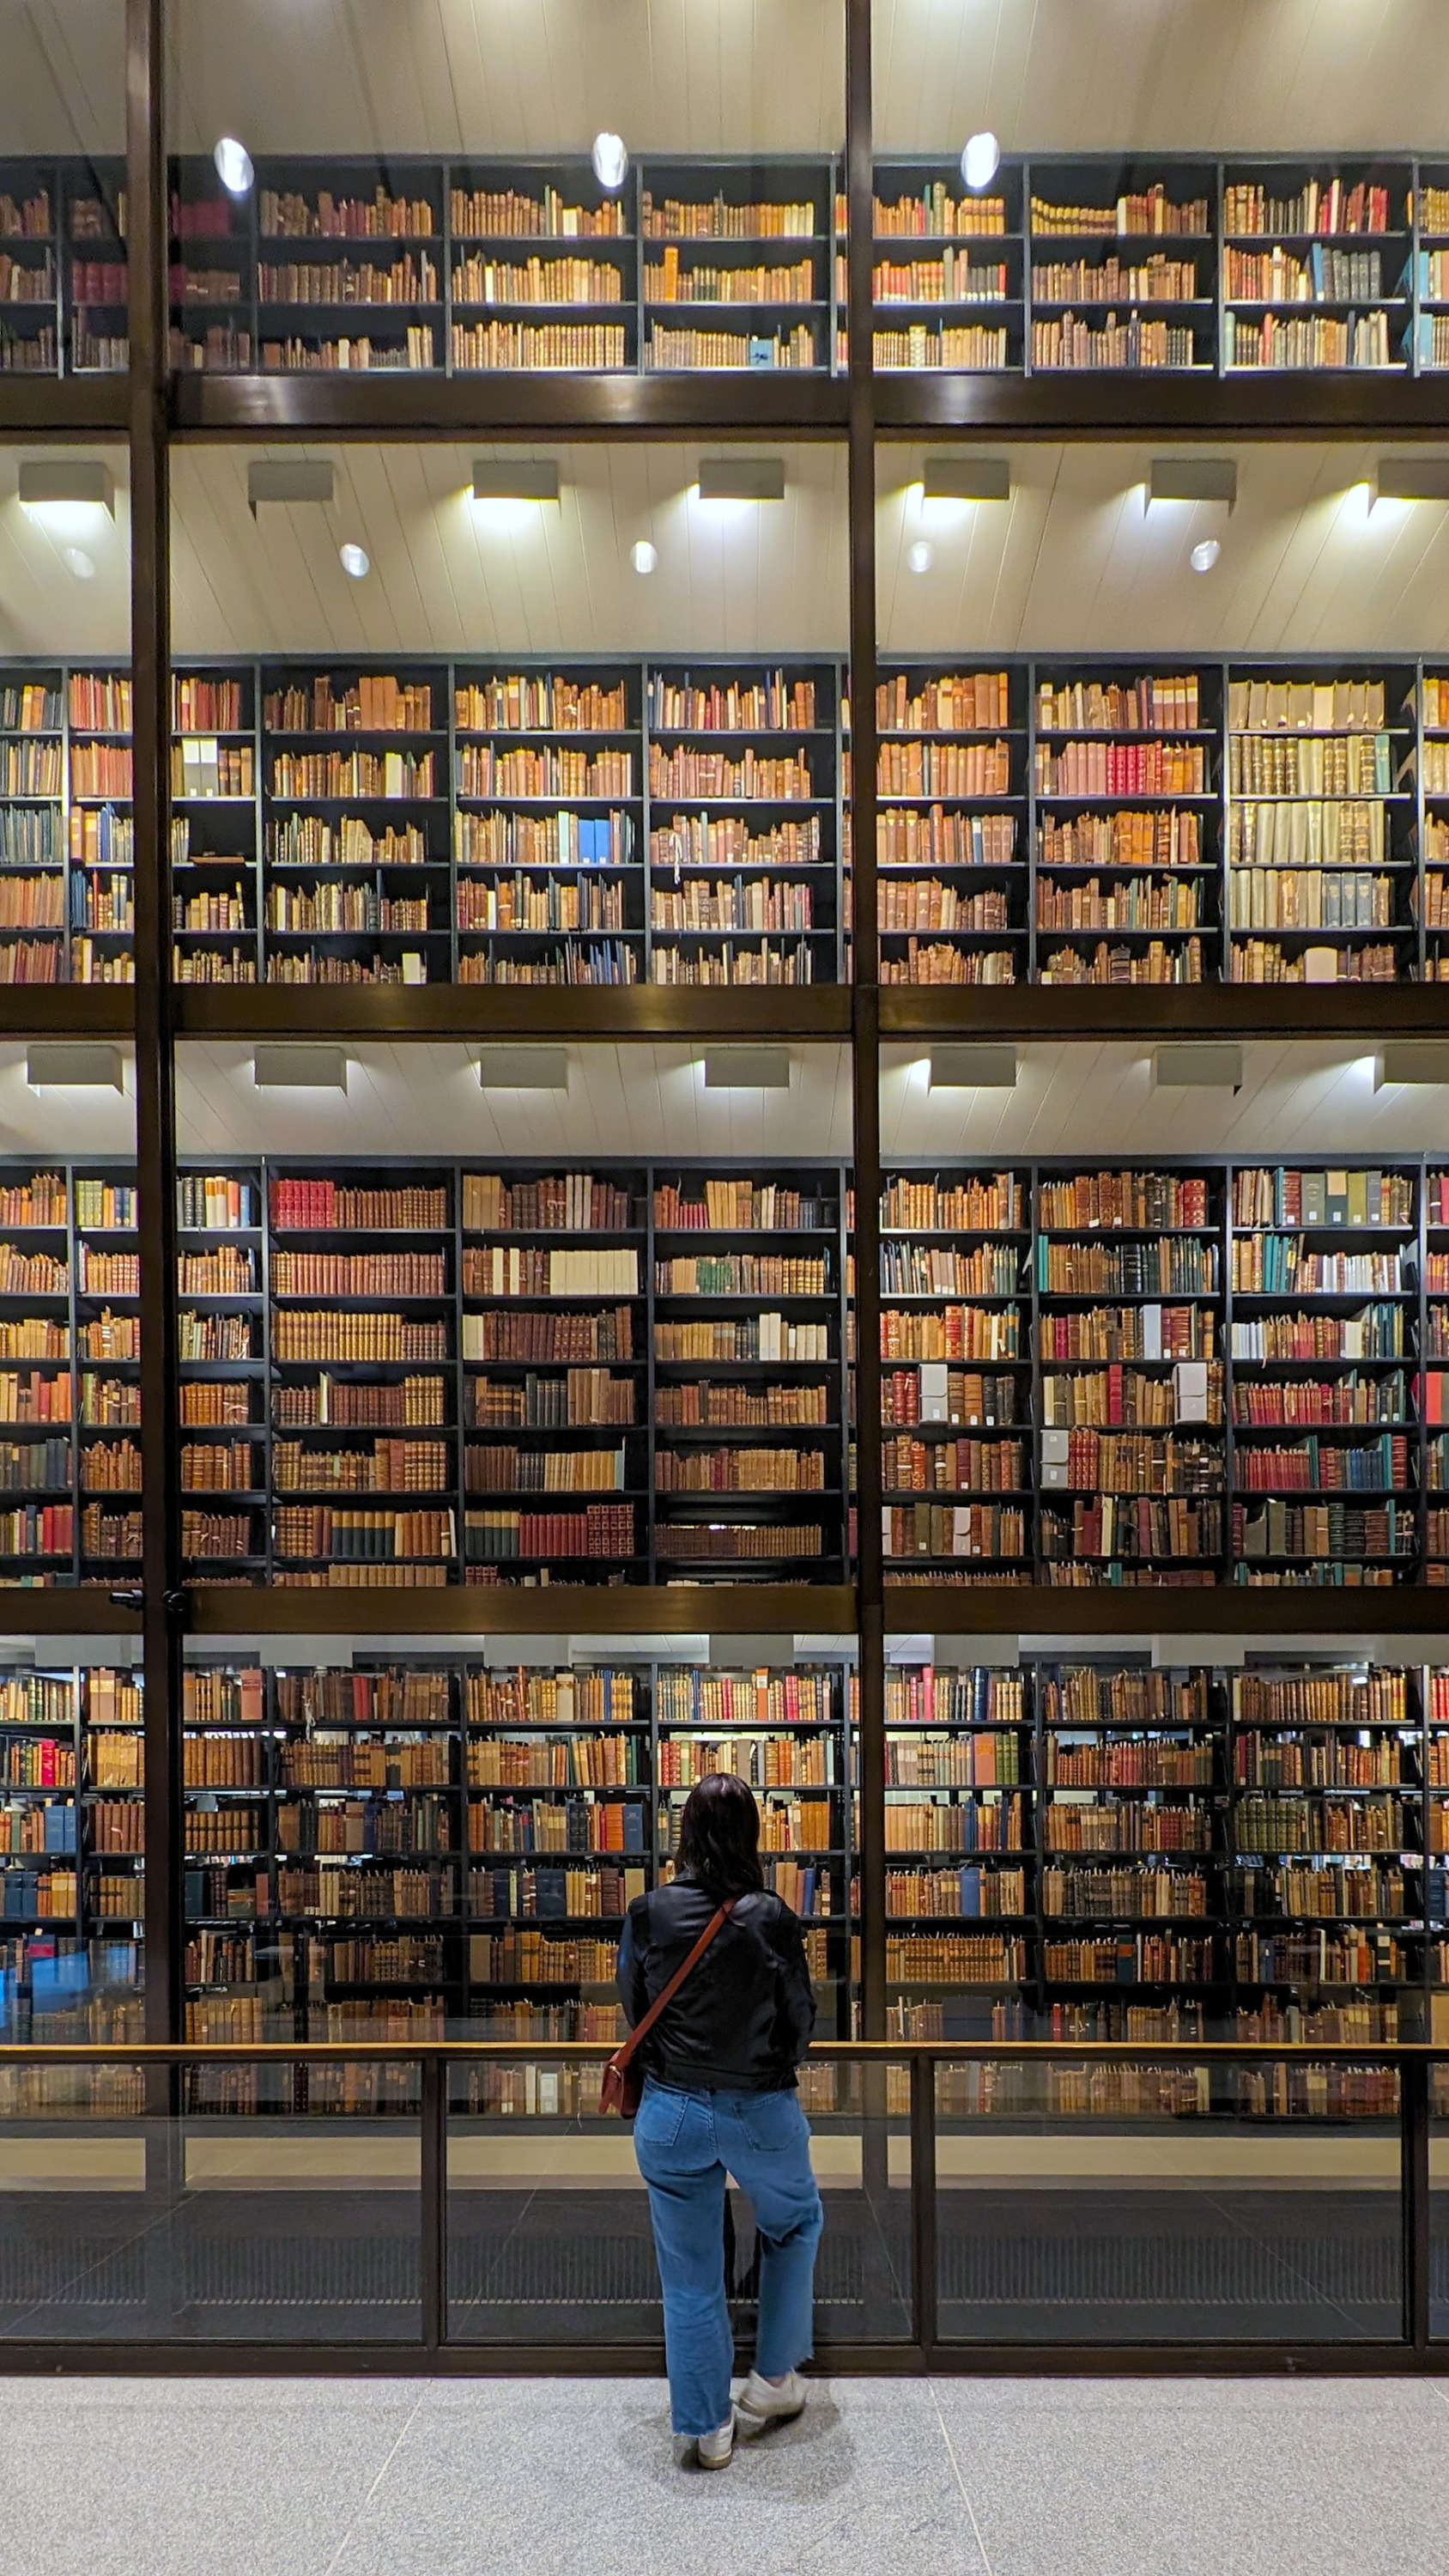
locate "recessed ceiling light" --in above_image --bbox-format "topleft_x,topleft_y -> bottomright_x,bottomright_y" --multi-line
1189,538 -> 1221,573
630,538 -> 658,575
591,131 -> 628,191
213,136 -> 254,197
960,131 -> 1001,191
907,540 -> 934,574
61,545 -> 95,580
338,542 -> 370,579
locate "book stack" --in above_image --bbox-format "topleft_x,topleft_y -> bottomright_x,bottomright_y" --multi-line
647,663 -> 837,985
1034,665 -> 1216,983
67,669 -> 134,985
170,670 -> 258,984
1036,1170 -> 1224,1582
1226,670 -> 1413,982
651,1167 -> 845,1577
879,1170 -> 1030,1580
874,666 -> 1023,984
450,167 -> 633,371
868,164 -> 1019,370
262,665 -> 446,983
1028,167 -> 1213,371
1222,169 -> 1409,372
251,169 -> 440,373
1231,1165 -> 1418,1582
454,664 -> 641,985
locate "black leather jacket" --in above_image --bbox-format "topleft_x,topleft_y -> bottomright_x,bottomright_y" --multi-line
617,1877 -> 816,2094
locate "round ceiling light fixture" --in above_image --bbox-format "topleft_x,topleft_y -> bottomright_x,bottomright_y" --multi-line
213,136 -> 254,196
338,542 -> 371,579
960,131 -> 1001,192
630,538 -> 658,574
1189,538 -> 1221,573
907,539 -> 934,574
591,131 -> 629,191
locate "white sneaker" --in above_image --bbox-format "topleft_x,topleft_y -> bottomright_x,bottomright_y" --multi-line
694,2415 -> 735,2470
735,2369 -> 806,2437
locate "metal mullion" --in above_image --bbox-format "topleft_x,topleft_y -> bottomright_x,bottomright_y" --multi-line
1416,653 -> 1428,996
256,1152 -> 274,1585
128,0 -> 185,2055
446,657 -> 459,985
452,1156 -> 464,1587
639,655 -> 652,991
1418,1158 -> 1430,1595
1025,658 -> 1040,981
1221,1158 -> 1235,1584
846,0 -> 885,2045
644,1158 -> 658,1584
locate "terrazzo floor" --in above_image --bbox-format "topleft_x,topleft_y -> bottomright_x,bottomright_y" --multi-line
0,2372 -> 1444,2575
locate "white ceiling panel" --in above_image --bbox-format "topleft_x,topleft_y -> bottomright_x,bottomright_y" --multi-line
167,0 -> 845,160
875,0 -> 1449,155
879,440 -> 1449,659
170,441 -> 848,659
0,2 -> 126,155
882,1042 -> 1449,1159
173,1040 -> 853,1160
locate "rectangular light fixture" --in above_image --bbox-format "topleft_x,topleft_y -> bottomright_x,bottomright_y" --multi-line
1376,1042 -> 1449,1086
1155,1635 -> 1244,1671
26,1042 -> 124,1090
931,1632 -> 1020,1668
928,1045 -> 1016,1090
700,1048 -> 791,1089
921,456 -> 1010,503
476,1047 -> 568,1091
695,457 -> 785,503
1154,1042 -> 1243,1091
246,459 -> 335,515
18,460 -> 113,514
1376,459 -> 1449,503
1149,458 -> 1237,511
471,459 -> 560,503
252,1045 -> 348,1091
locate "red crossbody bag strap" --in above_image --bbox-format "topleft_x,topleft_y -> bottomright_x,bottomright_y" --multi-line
601,1898 -> 734,2118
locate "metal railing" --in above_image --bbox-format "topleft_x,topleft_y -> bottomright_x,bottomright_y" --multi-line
0,2038 -> 1444,2371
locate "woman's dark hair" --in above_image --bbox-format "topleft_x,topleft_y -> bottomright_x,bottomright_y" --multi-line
676,1771 -> 764,1898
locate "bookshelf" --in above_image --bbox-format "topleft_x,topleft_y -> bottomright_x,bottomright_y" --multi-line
450,159 -> 634,374
651,1167 -> 848,1579
3,650 -> 1449,989
1228,1662 -> 1420,2075
1026,160 -> 1216,375
461,1164 -> 645,1583
867,159 -> 1022,373
880,1661 -> 1034,2047
1422,1169 -> 1449,1582
878,1167 -> 1032,1581
1221,163 -> 1412,375
646,661 -> 840,987
872,665 -> 1026,987
1032,661 -> 1221,986
1034,1166 -> 1226,1584
643,161 -> 834,374
2,146 -> 1449,382
172,1651 -> 856,2075
1229,1163 -> 1420,1584
1226,664 -> 1417,986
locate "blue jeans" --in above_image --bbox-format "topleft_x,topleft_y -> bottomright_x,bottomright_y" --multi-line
634,2075 -> 824,2437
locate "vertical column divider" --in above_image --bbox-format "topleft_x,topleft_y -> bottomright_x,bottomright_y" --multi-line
128,0 -> 184,2052
846,0 -> 885,2043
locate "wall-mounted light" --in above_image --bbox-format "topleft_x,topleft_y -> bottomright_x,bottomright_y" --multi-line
252,1046 -> 348,1091
471,459 -> 561,504
1375,459 -> 1449,504
699,1048 -> 791,1089
1148,458 -> 1238,513
1153,1042 -> 1242,1092
213,136 -> 254,197
591,131 -> 628,191
27,1043 -> 124,1091
928,1045 -> 1016,1090
476,1048 -> 568,1091
695,458 -> 785,503
921,456 -> 1010,504
960,131 -> 1001,191
247,459 -> 334,515
630,538 -> 658,575
18,460 -> 113,516
337,542 -> 369,579
1376,1042 -> 1449,1086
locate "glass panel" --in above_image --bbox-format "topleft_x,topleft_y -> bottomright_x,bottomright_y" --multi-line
0,1 -> 125,381
935,2056 -> 1402,2343
0,2058 -> 421,2341
446,2054 -> 911,2346
169,439 -> 848,993
167,0 -> 846,380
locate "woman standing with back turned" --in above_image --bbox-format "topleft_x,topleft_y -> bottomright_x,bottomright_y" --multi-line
616,1770 -> 822,2470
